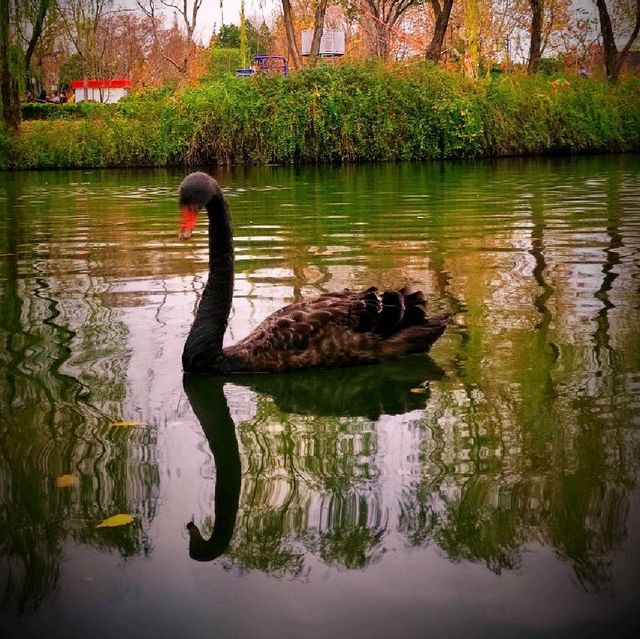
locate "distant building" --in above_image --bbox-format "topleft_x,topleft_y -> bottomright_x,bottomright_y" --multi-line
301,30 -> 345,56
70,79 -> 132,103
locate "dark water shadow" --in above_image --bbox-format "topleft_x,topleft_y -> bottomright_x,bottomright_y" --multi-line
231,355 -> 445,418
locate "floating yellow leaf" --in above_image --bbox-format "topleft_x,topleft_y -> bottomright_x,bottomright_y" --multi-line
56,474 -> 79,488
96,514 -> 134,528
110,421 -> 145,428
409,385 -> 428,394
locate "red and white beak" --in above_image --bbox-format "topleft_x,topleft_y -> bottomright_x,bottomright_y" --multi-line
179,206 -> 198,240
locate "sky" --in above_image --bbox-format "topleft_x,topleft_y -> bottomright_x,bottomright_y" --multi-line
119,1 -> 278,43
181,0 -> 277,41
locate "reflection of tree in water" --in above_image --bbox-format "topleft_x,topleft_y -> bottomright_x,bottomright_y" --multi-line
432,480 -> 526,574
316,495 -> 387,570
547,472 -> 630,592
593,168 -> 623,355
189,161 -> 640,592
0,176 -> 157,613
400,163 -> 638,590
231,390 -> 392,574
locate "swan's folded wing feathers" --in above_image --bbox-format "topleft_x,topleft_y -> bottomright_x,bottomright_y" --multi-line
223,287 -> 447,372
237,294 -> 376,355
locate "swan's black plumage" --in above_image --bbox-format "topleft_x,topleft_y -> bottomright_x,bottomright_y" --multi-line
179,172 -> 448,375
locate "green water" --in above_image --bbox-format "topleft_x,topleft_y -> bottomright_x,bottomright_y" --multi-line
1,156 -> 639,638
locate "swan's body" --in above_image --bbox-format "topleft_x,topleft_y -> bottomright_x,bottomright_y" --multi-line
179,172 -> 448,375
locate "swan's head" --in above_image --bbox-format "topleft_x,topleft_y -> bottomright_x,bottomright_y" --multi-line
178,172 -> 222,240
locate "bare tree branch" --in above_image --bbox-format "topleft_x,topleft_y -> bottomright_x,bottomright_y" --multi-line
137,0 -> 188,72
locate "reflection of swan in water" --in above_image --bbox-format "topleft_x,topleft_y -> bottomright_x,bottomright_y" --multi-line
179,172 -> 448,374
184,374 -> 241,562
231,356 -> 444,419
183,357 -> 444,561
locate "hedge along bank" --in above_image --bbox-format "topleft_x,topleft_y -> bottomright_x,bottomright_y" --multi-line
2,63 -> 640,170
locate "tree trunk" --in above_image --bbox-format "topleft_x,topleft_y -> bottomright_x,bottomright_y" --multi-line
282,0 -> 301,69
0,0 -> 20,130
309,0 -> 328,60
528,0 -> 543,74
372,17 -> 390,59
595,0 -> 640,82
425,0 -> 454,63
25,0 -> 51,70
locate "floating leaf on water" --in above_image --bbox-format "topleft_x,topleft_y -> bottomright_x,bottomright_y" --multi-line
110,421 -> 146,428
409,385 -> 429,394
96,514 -> 135,528
56,474 -> 79,488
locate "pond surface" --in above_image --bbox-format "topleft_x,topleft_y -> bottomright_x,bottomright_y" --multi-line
1,156 -> 639,638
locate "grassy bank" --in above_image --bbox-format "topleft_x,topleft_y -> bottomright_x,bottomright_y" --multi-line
2,62 -> 639,170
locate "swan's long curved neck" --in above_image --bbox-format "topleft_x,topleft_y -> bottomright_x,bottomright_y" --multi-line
182,194 -> 234,371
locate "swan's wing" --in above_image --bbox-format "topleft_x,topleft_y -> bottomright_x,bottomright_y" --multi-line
229,290 -> 377,356
224,288 -> 447,372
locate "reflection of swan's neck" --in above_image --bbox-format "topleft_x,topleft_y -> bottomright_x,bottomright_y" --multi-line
184,377 -> 242,562
188,426 -> 241,562
182,196 -> 234,371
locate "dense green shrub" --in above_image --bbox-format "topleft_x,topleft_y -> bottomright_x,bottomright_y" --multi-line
21,101 -> 112,120
4,62 -> 640,169
481,73 -> 640,156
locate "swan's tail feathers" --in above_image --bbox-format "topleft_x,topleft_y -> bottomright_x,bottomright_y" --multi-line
380,314 -> 449,358
350,286 -> 449,354
377,290 -> 405,335
361,286 -> 423,334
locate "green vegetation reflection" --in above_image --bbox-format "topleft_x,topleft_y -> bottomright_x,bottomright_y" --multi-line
0,156 -> 638,614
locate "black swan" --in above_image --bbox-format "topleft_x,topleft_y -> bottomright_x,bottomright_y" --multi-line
179,171 -> 448,375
